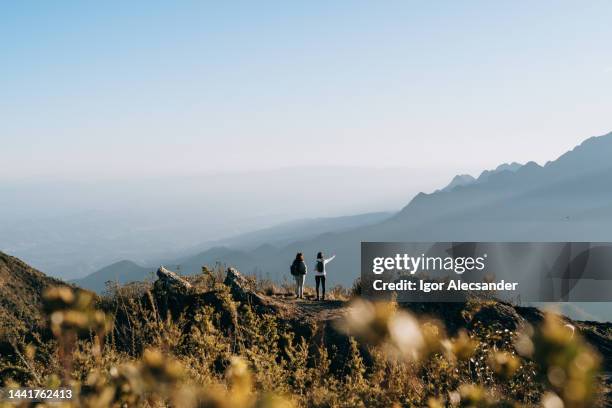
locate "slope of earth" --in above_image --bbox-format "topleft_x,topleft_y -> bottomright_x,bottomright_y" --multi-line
0,251 -> 67,331
143,267 -> 612,373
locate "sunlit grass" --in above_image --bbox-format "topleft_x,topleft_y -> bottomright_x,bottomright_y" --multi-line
0,269 -> 607,407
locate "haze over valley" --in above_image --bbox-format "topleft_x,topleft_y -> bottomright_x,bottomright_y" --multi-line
0,166 -> 435,279
58,131 -> 612,322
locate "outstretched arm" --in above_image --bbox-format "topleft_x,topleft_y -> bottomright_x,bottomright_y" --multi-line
324,254 -> 336,264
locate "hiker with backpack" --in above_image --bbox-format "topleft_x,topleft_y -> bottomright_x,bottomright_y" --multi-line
314,252 -> 335,301
290,252 -> 307,299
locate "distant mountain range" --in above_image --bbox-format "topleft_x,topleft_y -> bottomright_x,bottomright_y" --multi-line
75,131 -> 612,321
295,131 -> 612,283
440,162 -> 523,192
73,212 -> 392,291
0,166 -> 430,279
192,211 -> 392,251
72,260 -> 157,293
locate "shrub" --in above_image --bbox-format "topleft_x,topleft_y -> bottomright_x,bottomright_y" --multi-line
0,278 -> 607,408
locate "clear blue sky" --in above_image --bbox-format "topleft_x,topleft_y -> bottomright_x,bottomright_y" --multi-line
1,1 -> 611,181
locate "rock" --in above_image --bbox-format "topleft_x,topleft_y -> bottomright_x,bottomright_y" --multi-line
223,268 -> 251,295
223,268 -> 279,313
151,266 -> 193,322
467,302 -> 526,331
156,266 -> 192,291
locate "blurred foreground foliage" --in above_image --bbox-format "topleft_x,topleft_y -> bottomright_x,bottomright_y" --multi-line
0,270 -> 607,408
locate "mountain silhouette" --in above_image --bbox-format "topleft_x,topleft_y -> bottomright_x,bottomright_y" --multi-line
440,162 -> 523,192
440,174 -> 476,192
74,212 -> 392,291
73,260 -> 156,292
77,131 -> 612,316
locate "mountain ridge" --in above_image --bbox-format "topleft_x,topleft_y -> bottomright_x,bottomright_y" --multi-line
73,131 -> 612,323
73,211 -> 392,291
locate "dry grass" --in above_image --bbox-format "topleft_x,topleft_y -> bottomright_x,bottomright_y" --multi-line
0,269 -> 608,407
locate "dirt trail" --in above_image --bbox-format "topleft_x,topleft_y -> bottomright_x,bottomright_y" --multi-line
282,298 -> 348,321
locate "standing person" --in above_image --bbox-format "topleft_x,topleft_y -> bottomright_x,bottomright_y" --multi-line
290,252 -> 307,299
314,252 -> 335,301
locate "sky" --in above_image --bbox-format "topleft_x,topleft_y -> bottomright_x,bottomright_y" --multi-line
1,1 -> 612,182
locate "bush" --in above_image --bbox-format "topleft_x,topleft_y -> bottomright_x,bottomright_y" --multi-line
0,277 -> 607,408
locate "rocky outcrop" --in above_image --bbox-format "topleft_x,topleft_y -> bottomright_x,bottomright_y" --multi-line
145,267 -> 612,373
150,267 -> 282,323
468,302 -> 527,331
156,266 -> 192,291
223,268 -> 284,314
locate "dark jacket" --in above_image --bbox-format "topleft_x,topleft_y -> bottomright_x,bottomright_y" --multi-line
291,259 -> 307,275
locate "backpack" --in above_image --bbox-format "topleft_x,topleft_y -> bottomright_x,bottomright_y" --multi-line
316,260 -> 324,273
291,260 -> 305,276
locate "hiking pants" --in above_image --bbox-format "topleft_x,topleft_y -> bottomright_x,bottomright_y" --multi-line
315,275 -> 326,300
295,274 -> 305,298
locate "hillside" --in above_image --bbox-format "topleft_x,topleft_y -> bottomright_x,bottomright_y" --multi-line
0,251 -> 70,382
1,258 -> 610,406
73,259 -> 156,292
0,251 -> 67,330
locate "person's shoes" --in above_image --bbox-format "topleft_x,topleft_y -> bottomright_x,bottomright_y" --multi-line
315,297 -> 319,301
